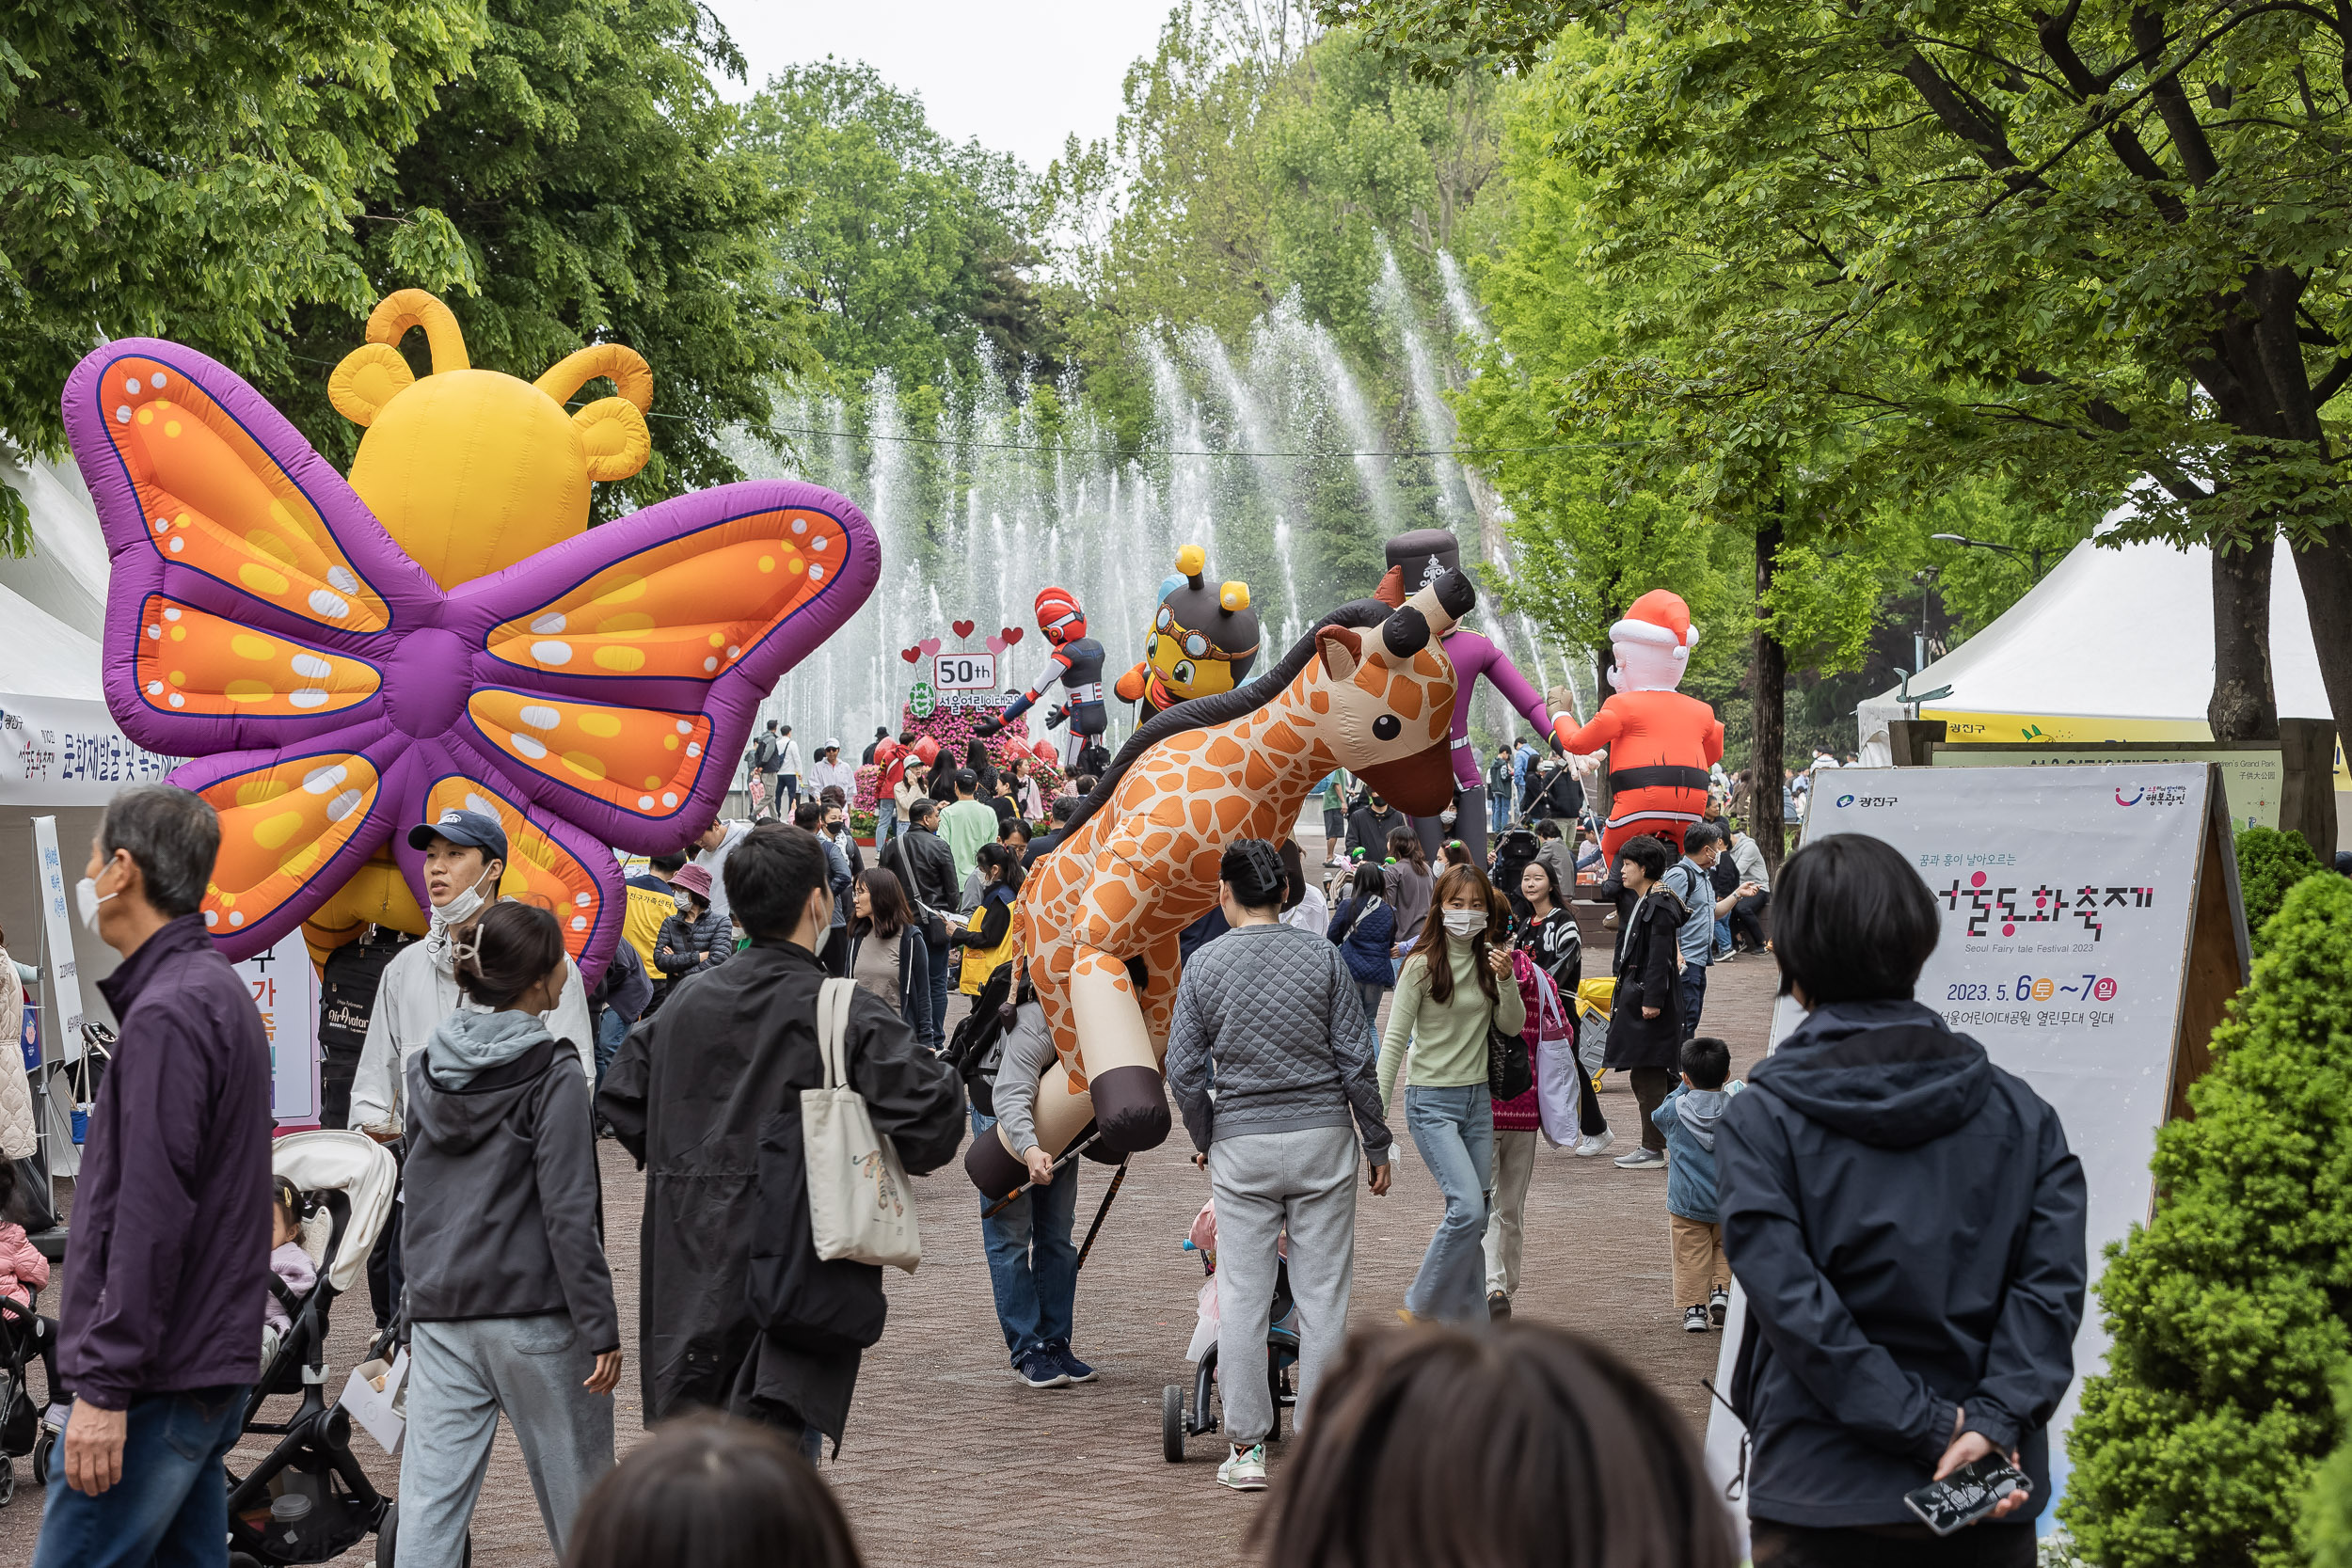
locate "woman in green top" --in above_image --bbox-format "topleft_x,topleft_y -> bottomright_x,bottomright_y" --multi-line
1378,863 -> 1525,1323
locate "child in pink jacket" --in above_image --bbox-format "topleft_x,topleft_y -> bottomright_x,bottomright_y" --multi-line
0,1158 -> 63,1418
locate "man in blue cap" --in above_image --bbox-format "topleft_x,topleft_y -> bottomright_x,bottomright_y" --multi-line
348,807 -> 595,1316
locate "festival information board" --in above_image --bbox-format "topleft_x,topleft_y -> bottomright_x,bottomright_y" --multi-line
1704,763 -> 2249,1538
1931,740 -> 2285,832
234,933 -> 320,1128
29,816 -> 89,1056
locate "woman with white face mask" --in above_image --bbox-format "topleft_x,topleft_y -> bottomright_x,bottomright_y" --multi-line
1376,864 -> 1523,1325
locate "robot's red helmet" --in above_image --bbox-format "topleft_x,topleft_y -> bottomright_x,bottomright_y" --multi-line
1035,586 -> 1087,647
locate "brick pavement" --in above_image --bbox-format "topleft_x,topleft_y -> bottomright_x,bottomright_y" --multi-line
0,910 -> 1778,1567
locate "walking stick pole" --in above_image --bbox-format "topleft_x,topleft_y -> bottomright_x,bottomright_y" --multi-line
980,1129 -> 1100,1220
1074,1155 -> 1131,1271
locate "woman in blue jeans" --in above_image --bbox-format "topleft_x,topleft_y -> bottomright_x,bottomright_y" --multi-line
1376,865 -> 1523,1324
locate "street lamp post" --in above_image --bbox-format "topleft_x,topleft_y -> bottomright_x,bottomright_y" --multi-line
1931,531 -> 2047,579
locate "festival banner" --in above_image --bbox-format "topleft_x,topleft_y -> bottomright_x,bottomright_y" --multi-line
0,693 -> 175,805
1705,762 -> 2243,1538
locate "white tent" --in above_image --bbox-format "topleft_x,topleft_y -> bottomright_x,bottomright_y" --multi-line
0,454 -> 108,641
1857,534 -> 2336,764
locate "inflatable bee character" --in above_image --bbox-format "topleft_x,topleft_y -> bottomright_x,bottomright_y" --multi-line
1114,544 -> 1262,717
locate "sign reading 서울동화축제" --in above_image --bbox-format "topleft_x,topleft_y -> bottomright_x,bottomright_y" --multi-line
1703,763 -> 2249,1542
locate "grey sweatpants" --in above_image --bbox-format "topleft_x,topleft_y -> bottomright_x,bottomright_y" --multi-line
397,1314 -> 614,1568
1205,1124 -> 1362,1447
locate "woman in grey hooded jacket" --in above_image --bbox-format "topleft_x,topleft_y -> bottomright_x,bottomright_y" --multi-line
398,900 -> 621,1568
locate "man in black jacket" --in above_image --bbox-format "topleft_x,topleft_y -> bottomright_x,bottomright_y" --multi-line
882,798 -> 961,1048
599,823 -> 962,1461
1343,792 -> 1405,863
1720,833 -> 2085,1566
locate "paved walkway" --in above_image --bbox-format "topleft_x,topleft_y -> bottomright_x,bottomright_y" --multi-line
0,911 -> 1779,1566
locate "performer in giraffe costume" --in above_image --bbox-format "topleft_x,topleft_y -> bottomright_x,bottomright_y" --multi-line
965,569 -> 1475,1196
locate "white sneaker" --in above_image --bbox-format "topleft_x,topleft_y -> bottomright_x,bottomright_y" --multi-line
1573,1130 -> 1615,1158
1613,1147 -> 1666,1169
1218,1443 -> 1268,1491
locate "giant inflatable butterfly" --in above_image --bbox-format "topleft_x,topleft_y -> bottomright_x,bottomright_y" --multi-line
65,290 -> 876,983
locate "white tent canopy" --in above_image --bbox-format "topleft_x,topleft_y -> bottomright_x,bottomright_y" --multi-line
0,454 -> 109,642
1858,533 -> 2334,761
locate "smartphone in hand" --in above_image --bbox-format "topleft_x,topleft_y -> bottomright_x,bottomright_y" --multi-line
1903,1453 -> 2029,1536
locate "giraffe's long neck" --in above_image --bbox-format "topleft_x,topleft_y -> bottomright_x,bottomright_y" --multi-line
1222,668 -> 1344,825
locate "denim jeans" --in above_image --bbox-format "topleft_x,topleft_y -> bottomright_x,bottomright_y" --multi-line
1488,793 -> 1511,835
973,1110 -> 1079,1362
1403,1084 -> 1493,1324
593,1006 -> 628,1092
924,935 -> 953,1050
33,1385 -> 249,1568
1680,963 -> 1708,1040
1714,915 -> 1733,955
876,800 -> 898,844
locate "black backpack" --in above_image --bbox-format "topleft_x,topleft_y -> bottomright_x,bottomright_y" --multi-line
944,962 -> 1026,1117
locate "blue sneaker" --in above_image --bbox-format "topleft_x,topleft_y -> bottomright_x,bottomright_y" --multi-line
1014,1348 -> 1070,1389
1048,1340 -> 1097,1384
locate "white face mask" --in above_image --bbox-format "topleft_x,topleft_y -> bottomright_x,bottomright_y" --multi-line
1441,909 -> 1486,939
430,864 -> 499,929
75,872 -> 118,933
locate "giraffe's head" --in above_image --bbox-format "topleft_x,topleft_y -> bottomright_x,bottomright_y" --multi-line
1307,570 -> 1475,815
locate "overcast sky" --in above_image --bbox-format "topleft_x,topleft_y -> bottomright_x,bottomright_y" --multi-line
702,1 -> 1175,172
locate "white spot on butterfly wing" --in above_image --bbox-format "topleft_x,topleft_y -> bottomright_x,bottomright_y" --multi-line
329,789 -> 365,821
510,733 -> 548,760
532,641 -> 573,665
150,373 -> 167,390
464,793 -> 499,817
326,566 -> 358,594
531,613 -> 568,634
291,654 -> 331,679
309,589 -> 350,619
571,915 -> 588,931
519,705 -> 561,730
288,689 -> 329,709
304,764 -> 349,794
115,406 -> 132,423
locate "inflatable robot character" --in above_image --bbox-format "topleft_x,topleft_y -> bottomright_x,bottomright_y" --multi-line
1374,529 -> 1556,863
1550,589 -> 1724,865
1113,544 -> 1262,717
978,586 -> 1106,768
964,569 -> 1477,1197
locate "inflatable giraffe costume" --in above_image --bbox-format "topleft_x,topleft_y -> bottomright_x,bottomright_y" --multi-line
966,571 -> 1477,1196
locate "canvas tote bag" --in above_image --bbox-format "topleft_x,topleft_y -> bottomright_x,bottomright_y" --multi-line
803,977 -> 923,1272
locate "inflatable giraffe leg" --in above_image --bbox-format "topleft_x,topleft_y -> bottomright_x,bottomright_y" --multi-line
965,1031 -> 1097,1200
1070,945 -> 1170,1152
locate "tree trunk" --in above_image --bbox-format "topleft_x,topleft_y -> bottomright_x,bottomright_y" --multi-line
1752,519 -> 1788,876
2288,530 -> 2352,773
2207,531 -> 2279,744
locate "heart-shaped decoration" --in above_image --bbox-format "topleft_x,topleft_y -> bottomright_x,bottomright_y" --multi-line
986,634 -> 1008,657
1001,626 -> 1024,646
952,619 -> 976,639
918,636 -> 942,657
899,646 -> 922,665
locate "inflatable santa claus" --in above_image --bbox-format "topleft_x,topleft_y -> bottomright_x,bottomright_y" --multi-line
1551,589 -> 1724,865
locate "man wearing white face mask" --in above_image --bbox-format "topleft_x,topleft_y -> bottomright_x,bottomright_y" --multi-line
347,809 -> 595,1318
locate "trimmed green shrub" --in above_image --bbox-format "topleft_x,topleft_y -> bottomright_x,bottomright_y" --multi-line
2237,826 -> 2327,958
2061,873 -> 2352,1568
2303,1368 -> 2352,1568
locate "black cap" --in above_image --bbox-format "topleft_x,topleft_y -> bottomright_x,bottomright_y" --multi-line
406,807 -> 508,865
1384,529 -> 1460,590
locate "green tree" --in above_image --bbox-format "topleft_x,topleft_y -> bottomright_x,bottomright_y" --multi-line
1327,0 -> 2352,751
2061,872 -> 2352,1568
2236,824 -> 2328,956
262,0 -> 812,515
739,59 -> 1054,398
0,0 -> 484,547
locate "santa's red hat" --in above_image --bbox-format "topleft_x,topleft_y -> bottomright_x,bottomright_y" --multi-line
1610,590 -> 1699,658
1035,586 -> 1087,646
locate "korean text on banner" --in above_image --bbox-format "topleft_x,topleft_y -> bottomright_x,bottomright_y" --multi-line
29,816 -> 87,1061
1703,763 -> 2225,1538
234,934 -> 320,1126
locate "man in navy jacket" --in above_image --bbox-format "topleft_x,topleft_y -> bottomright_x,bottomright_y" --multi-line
37,785 -> 272,1568
1721,832 -> 2086,1567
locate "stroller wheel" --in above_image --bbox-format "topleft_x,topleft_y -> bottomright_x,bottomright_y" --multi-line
30,1429 -> 50,1486
1162,1385 -> 1186,1464
0,1455 -> 14,1507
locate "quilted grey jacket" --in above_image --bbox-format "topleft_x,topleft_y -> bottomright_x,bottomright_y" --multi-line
1164,923 -> 1391,1164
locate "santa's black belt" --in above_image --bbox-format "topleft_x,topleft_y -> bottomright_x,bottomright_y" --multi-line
1608,766 -> 1710,792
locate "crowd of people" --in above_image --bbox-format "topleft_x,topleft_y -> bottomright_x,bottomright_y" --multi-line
13,709 -> 2087,1566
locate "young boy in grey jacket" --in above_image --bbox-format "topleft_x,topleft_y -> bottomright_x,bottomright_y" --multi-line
1653,1034 -> 1742,1333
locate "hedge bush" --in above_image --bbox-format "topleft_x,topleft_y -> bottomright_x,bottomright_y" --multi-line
2237,826 -> 2327,958
2060,873 -> 2352,1568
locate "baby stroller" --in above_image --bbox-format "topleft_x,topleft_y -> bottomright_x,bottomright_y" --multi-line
1161,1199 -> 1300,1462
0,1286 -> 61,1504
227,1131 -> 397,1567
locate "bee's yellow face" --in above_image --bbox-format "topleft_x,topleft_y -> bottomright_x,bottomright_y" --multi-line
329,290 -> 654,590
